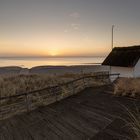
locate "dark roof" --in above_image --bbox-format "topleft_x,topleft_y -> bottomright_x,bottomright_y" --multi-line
102,46 -> 140,67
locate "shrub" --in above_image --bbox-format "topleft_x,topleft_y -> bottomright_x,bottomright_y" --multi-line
0,72 -> 109,98
0,74 -> 75,97
124,107 -> 140,140
114,78 -> 140,98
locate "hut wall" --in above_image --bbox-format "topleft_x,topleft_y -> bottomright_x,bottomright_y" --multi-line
111,66 -> 133,77
134,59 -> 140,77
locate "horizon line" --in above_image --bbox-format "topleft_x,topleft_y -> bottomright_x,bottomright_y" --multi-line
0,55 -> 106,59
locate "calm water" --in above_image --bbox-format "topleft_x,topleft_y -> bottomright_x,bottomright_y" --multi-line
0,57 -> 105,68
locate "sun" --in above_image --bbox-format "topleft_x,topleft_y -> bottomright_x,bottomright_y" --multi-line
49,49 -> 59,57
50,52 -> 57,56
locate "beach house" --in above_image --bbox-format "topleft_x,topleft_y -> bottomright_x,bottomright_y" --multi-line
102,46 -> 140,77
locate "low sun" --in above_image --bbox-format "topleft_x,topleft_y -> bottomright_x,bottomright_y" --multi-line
50,52 -> 57,56
49,50 -> 58,57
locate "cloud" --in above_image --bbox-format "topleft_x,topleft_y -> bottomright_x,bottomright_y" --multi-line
64,23 -> 80,33
70,12 -> 80,18
64,29 -> 68,33
71,23 -> 80,30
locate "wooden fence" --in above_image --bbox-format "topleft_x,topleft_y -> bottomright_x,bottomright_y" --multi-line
0,73 -> 120,120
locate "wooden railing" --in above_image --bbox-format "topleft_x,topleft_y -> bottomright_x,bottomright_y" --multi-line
0,73 -> 120,120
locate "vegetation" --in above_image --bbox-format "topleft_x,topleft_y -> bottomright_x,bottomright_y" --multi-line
130,111 -> 140,140
114,78 -> 140,139
124,107 -> 140,140
0,72 -> 108,98
114,78 -> 140,98
0,73 -> 96,97
0,74 -> 78,97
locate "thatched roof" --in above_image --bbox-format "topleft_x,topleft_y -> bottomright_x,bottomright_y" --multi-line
102,46 -> 140,67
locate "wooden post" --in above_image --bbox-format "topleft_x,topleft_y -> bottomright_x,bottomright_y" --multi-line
72,82 -> 75,94
55,87 -> 57,102
25,94 -> 30,112
83,77 -> 86,87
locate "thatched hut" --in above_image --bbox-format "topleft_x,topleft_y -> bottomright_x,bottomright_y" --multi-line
102,46 -> 140,77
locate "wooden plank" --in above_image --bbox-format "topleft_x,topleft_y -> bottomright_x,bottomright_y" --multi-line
0,85 -> 139,140
38,109 -> 86,139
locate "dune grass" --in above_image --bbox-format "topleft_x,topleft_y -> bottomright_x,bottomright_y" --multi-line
129,111 -> 140,140
114,78 -> 140,139
0,72 -> 108,98
123,106 -> 140,140
0,72 -> 100,97
114,78 -> 140,98
0,74 -> 79,97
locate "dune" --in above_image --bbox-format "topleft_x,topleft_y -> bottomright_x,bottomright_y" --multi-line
30,65 -> 109,75
0,65 -> 110,76
0,66 -> 22,75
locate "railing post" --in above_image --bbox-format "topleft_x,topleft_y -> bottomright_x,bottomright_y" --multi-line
55,86 -> 59,102
118,74 -> 120,78
72,82 -> 75,94
25,93 -> 30,112
10,96 -> 12,116
54,87 -> 57,102
83,77 -> 86,87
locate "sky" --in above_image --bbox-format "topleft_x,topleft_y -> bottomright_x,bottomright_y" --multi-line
0,0 -> 140,57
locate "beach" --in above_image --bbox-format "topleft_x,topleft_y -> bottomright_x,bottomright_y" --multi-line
0,65 -> 109,75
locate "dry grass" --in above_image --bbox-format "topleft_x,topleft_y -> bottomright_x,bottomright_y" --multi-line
114,78 -> 140,138
114,78 -> 140,98
0,73 -> 79,97
0,72 -> 100,97
123,106 -> 140,140
129,111 -> 140,140
0,72 -> 109,98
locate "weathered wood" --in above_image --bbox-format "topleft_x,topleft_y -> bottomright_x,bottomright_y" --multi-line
0,73 -> 120,120
0,85 -> 139,140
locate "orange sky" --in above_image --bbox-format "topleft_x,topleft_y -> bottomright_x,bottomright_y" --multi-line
0,0 -> 140,57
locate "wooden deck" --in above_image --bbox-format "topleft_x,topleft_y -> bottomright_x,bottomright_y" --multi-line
0,85 -> 139,140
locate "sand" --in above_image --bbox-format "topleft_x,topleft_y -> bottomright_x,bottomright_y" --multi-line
0,65 -> 110,75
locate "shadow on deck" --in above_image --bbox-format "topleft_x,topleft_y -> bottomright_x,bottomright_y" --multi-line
0,85 -> 139,140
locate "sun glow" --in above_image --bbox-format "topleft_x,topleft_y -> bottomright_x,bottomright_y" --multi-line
49,49 -> 59,57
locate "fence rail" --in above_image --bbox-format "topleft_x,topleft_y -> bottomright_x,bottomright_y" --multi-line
0,73 -> 120,120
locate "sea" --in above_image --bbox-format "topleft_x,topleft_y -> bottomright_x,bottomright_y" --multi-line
0,57 -> 105,68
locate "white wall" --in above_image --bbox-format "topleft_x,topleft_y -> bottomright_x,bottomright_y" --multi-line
111,66 -> 134,77
134,59 -> 140,77
103,59 -> 140,81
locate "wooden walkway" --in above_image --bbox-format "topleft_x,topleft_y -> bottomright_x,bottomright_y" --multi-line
0,85 -> 139,140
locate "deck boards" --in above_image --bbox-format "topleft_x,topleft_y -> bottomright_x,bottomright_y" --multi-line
0,85 -> 139,140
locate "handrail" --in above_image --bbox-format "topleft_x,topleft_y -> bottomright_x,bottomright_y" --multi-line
0,73 -> 120,101
0,73 -> 120,120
